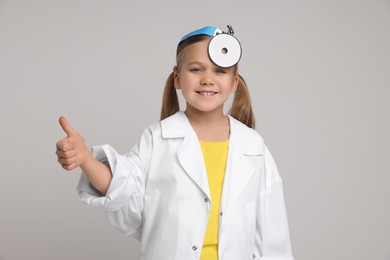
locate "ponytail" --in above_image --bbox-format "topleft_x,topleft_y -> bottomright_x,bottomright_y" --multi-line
160,72 -> 179,121
229,74 -> 256,129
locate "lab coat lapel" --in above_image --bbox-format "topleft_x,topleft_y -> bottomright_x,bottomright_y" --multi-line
220,116 -> 261,217
177,133 -> 211,200
161,112 -> 211,200
221,144 -> 254,217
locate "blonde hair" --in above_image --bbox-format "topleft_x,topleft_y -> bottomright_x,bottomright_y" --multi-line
160,35 -> 255,129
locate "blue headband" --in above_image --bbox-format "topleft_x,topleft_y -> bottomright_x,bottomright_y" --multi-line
179,26 -> 223,45
178,25 -> 242,68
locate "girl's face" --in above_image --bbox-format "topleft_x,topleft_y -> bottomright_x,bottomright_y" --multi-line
174,39 -> 238,116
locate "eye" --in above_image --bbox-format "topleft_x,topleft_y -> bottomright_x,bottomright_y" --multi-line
190,67 -> 202,73
216,67 -> 226,74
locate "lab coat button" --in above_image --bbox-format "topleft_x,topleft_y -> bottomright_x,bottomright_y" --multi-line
192,246 -> 197,251
204,198 -> 209,202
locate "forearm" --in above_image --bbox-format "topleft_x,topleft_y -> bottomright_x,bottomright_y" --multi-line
80,153 -> 112,196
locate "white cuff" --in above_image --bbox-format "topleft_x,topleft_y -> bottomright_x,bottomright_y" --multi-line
76,144 -> 137,211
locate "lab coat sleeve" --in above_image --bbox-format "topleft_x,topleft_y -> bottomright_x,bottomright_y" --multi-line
76,145 -> 145,211
76,129 -> 152,238
254,145 -> 294,260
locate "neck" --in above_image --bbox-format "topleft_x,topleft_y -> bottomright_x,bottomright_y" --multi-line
184,108 -> 227,125
184,108 -> 230,142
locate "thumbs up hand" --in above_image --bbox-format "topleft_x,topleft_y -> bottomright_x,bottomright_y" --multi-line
56,116 -> 91,171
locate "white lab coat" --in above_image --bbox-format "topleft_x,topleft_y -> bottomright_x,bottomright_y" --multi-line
77,111 -> 294,260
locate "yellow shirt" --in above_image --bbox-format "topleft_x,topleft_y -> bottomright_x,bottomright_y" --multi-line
199,139 -> 229,260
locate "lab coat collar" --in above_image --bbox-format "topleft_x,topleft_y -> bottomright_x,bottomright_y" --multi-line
160,111 -> 264,215
160,111 -> 191,138
161,111 -> 263,155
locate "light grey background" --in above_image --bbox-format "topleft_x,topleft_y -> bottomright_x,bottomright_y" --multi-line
1,0 -> 389,259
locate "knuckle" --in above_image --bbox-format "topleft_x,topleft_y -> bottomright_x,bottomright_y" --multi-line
64,158 -> 74,165
56,141 -> 66,151
66,150 -> 76,158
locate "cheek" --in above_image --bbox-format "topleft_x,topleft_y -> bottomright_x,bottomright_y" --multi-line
223,78 -> 237,92
181,75 -> 197,87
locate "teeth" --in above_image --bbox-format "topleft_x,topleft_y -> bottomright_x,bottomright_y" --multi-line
198,91 -> 216,96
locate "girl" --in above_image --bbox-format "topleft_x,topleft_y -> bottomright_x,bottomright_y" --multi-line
56,26 -> 294,260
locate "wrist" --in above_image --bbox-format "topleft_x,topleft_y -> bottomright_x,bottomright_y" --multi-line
80,149 -> 94,170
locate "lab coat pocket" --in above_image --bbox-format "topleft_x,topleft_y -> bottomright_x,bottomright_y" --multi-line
245,201 -> 257,252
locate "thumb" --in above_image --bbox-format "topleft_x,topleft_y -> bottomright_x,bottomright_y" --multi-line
59,116 -> 77,137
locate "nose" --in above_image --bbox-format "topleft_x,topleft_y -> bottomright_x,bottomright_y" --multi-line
200,71 -> 214,86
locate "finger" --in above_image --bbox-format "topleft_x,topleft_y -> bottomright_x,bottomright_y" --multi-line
58,156 -> 76,166
59,116 -> 77,137
59,149 -> 77,159
56,138 -> 74,152
62,162 -> 78,171
56,148 -> 76,159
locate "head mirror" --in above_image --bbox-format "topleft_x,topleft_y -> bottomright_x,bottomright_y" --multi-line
179,25 -> 242,68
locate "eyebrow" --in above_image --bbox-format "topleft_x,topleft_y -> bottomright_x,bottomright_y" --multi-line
186,61 -> 203,66
186,61 -> 230,71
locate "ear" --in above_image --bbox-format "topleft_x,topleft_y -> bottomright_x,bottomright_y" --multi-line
173,67 -> 181,89
232,74 -> 239,92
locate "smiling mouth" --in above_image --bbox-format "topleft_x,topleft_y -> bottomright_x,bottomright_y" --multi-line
196,91 -> 218,96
